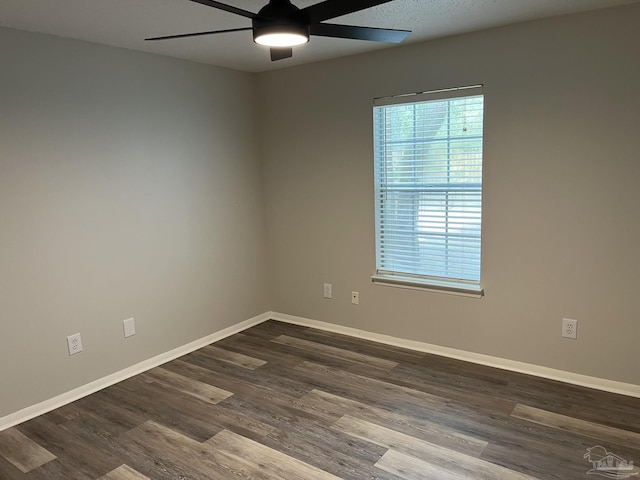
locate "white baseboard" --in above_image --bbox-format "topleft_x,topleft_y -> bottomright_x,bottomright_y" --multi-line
4,309 -> 638,432
271,311 -> 640,399
0,312 -> 271,432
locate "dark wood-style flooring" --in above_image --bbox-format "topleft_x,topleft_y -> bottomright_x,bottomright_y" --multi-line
1,320 -> 639,479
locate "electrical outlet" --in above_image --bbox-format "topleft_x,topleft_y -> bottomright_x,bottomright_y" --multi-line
123,317 -> 136,338
67,333 -> 83,355
562,318 -> 578,339
351,291 -> 359,305
323,283 -> 332,299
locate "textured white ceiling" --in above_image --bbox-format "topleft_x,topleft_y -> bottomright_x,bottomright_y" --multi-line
0,0 -> 638,72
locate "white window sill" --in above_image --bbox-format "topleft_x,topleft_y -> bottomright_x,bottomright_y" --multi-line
371,274 -> 484,298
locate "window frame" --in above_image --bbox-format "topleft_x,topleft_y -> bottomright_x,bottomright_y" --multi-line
371,85 -> 485,298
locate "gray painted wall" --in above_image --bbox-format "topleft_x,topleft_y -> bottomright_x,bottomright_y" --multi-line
2,3 -> 640,419
258,4 -> 640,385
0,27 -> 269,417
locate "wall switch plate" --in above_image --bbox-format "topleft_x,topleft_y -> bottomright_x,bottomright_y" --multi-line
352,291 -> 359,305
323,283 -> 332,299
562,318 -> 578,339
123,317 -> 136,338
67,333 -> 83,355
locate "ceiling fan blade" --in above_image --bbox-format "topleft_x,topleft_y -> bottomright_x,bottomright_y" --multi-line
270,48 -> 293,61
187,0 -> 256,19
145,27 -> 251,41
302,0 -> 394,23
310,23 -> 410,43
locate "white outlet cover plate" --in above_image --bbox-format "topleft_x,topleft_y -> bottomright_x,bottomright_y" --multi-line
562,318 -> 578,339
67,333 -> 83,355
123,317 -> 136,338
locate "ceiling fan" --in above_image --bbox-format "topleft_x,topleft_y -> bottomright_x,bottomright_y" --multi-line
146,0 -> 411,61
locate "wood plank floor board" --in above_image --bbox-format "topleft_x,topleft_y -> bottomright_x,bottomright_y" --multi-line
164,359 -> 338,426
241,319 -> 309,338
219,327 -> 412,373
116,423 -> 223,480
216,392 -> 401,478
182,348 -> 313,398
256,334 -> 402,379
139,366 -> 233,405
379,364 -> 519,416
217,389 -> 338,436
375,448 -> 465,480
215,333 -> 310,368
122,420 -> 263,480
64,390 -> 149,436
17,460 -> 90,480
387,358 -> 552,416
350,419 -> 540,480
35,408 -> 163,480
477,418 -> 635,480
375,447 -> 539,480
566,402 -> 640,434
517,379 -> 640,432
3,320 -> 639,479
0,426 -> 56,473
196,344 -> 268,370
208,358 -> 316,398
418,400 -> 596,460
97,464 -> 150,480
114,422 -> 243,480
235,384 -> 343,425
389,361 -> 512,400
0,453 -> 29,480
280,342 -> 516,417
259,420 -> 403,480
292,361 -> 448,413
57,409 -> 134,446
394,352 -> 637,427
155,362 -> 283,439
219,329 -> 403,380
286,326 -> 427,363
16,416 -> 121,479
512,403 -> 640,447
126,418 -> 341,480
212,392 -> 398,479
36,402 -> 87,426
53,409 -> 172,480
271,334 -> 400,370
394,353 -> 512,387
499,379 -> 602,415
496,374 -> 640,429
207,428 -> 343,480
432,403 -> 629,479
332,414 -> 484,462
479,440 -> 612,480
99,376 -> 224,442
299,389 -> 488,457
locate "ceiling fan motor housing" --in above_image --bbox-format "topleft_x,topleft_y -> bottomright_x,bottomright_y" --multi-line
252,0 -> 310,44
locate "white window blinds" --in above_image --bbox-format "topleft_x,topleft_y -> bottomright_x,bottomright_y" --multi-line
373,86 -> 484,291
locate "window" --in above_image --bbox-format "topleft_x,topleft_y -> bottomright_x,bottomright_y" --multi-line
372,86 -> 484,296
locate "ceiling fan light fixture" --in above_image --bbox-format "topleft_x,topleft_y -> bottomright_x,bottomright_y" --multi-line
147,0 -> 412,62
253,25 -> 309,47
